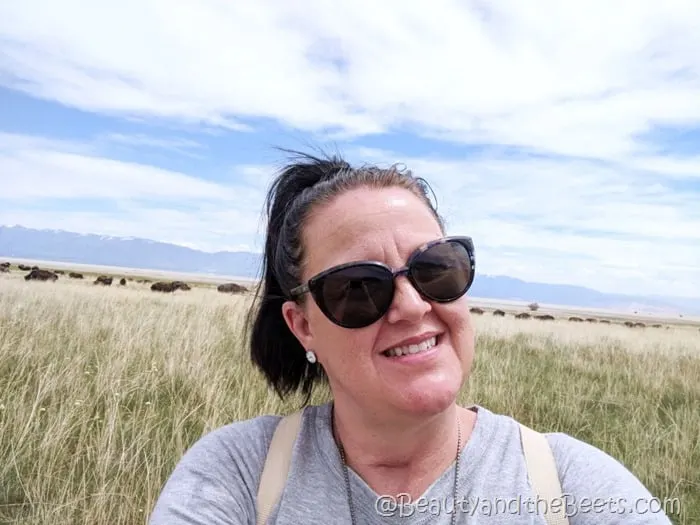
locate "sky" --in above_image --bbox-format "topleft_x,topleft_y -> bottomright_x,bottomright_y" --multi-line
1,0 -> 699,299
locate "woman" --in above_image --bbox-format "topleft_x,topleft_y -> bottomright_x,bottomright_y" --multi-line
149,151 -> 672,524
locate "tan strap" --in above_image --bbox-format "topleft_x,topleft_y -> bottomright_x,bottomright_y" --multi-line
519,423 -> 570,525
256,410 -> 569,525
256,410 -> 303,525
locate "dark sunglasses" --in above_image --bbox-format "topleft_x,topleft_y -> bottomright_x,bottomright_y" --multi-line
289,236 -> 475,328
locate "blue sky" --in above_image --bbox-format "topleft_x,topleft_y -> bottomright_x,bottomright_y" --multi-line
1,0 -> 699,299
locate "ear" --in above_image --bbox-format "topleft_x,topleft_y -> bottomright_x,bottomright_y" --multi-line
281,300 -> 314,350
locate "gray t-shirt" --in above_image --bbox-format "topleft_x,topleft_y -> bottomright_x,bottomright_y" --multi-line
148,402 -> 673,524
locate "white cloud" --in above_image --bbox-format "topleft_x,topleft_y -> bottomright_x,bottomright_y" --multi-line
1,133 -> 698,298
343,146 -> 700,297
0,1 -> 699,299
1,0 -> 699,158
0,133 -> 234,201
0,133 -> 269,252
96,133 -> 207,158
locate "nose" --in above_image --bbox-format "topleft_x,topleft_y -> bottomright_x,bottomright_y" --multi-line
385,275 -> 431,324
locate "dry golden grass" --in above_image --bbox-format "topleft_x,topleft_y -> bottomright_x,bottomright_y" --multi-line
0,273 -> 698,524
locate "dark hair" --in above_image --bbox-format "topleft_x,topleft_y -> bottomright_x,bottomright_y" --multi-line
245,148 -> 446,404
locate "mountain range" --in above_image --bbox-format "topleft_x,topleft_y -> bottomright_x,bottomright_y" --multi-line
1,225 -> 698,316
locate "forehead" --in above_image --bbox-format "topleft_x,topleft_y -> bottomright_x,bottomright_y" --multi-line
301,186 -> 443,276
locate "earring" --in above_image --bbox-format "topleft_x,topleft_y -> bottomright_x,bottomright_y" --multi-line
305,350 -> 317,364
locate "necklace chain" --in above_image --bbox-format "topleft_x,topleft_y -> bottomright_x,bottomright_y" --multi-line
333,407 -> 462,525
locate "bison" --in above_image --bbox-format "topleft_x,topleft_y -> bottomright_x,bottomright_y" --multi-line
24,269 -> 58,282
535,314 -> 555,321
151,281 -> 191,293
69,272 -> 84,279
568,316 -> 583,322
0,266 -> 9,273
217,282 -> 248,294
514,312 -> 531,319
18,264 -> 31,271
469,307 -> 484,315
119,278 -> 126,286
94,275 -> 112,286
492,309 -> 506,317
0,262 -> 10,269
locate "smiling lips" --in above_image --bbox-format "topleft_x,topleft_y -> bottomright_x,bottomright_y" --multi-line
382,334 -> 439,357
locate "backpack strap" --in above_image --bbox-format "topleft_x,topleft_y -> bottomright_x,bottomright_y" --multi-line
256,410 -> 303,525
519,423 -> 570,525
256,410 -> 570,525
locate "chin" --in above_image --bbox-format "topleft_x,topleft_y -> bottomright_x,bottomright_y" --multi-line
394,380 -> 463,416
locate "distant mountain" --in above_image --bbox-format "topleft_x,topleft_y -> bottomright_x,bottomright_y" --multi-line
1,225 -> 698,316
0,225 -> 260,276
468,275 -> 697,315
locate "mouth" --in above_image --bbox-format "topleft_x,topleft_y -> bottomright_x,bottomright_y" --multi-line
382,335 -> 439,358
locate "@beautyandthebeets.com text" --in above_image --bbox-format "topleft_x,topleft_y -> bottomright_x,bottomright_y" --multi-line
374,492 -> 681,518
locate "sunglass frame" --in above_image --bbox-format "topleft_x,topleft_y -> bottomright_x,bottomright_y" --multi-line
289,236 -> 475,327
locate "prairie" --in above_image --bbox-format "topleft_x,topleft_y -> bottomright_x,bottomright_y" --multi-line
0,271 -> 698,524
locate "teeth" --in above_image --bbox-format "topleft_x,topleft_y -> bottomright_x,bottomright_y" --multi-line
385,336 -> 437,357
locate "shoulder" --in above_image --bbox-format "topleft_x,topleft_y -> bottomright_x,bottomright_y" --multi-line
147,409 -> 304,525
469,406 -> 672,524
544,431 -> 673,524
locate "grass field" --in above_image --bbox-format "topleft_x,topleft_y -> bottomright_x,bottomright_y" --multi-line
0,270 -> 698,524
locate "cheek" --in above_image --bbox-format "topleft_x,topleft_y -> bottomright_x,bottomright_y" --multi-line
308,309 -> 375,356
439,304 -> 475,347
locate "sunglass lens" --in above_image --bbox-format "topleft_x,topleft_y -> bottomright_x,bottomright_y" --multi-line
411,240 -> 472,301
317,264 -> 394,328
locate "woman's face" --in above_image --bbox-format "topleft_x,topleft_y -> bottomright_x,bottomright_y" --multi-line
282,186 -> 475,418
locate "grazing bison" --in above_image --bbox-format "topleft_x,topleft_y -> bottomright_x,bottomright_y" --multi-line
172,281 -> 190,291
492,309 -> 506,317
585,318 -> 598,323
18,264 -> 31,271
535,314 -> 555,321
217,282 -> 248,294
151,281 -> 191,293
469,307 -> 484,315
69,272 -> 84,279
94,275 -> 112,286
24,269 -> 58,282
568,316 -> 583,322
514,312 -> 531,319
599,319 -> 611,324
53,270 -> 65,275
0,262 -> 10,269
119,278 -> 126,286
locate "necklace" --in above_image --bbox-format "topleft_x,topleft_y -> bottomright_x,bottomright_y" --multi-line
332,406 -> 463,525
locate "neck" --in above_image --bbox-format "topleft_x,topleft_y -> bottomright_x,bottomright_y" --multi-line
330,398 -> 473,498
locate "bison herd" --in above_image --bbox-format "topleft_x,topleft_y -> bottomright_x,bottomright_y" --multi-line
469,306 -> 665,329
0,261 -> 691,330
1,262 -> 250,296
